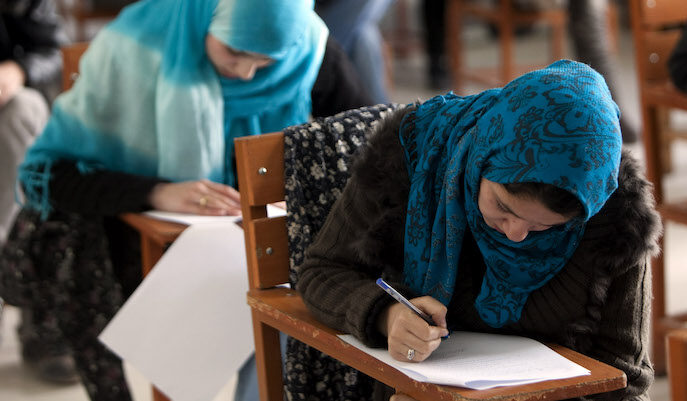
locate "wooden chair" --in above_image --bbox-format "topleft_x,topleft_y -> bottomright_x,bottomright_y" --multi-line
60,42 -> 90,91
61,41 -> 183,401
668,328 -> 687,401
445,0 -> 567,91
628,0 -> 687,375
235,130 -> 627,401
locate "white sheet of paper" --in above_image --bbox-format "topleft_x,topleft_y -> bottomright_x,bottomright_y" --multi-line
339,332 -> 590,390
99,222 -> 253,401
144,203 -> 286,226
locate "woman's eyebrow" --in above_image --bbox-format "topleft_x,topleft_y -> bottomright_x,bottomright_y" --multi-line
496,194 -> 559,227
495,194 -> 522,219
232,49 -> 273,62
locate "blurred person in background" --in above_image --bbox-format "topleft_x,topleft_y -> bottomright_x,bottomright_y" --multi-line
669,25 -> 687,93
421,0 -> 639,142
568,0 -> 640,143
315,0 -> 392,103
0,0 -> 76,384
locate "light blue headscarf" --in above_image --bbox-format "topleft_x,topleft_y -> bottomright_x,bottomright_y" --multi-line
20,0 -> 327,215
400,60 -> 622,328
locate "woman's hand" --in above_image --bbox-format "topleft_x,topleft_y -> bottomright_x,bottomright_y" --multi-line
378,296 -> 449,363
148,179 -> 241,216
0,61 -> 26,106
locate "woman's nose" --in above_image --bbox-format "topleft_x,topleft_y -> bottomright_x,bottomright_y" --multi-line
502,218 -> 529,242
237,61 -> 258,81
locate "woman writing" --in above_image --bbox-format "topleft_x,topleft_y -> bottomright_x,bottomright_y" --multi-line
296,60 -> 660,400
1,0 -> 371,399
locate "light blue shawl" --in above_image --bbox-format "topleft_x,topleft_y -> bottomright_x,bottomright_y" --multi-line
400,60 -> 622,328
20,0 -> 327,214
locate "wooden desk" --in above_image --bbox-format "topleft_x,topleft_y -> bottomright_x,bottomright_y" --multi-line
249,287 -> 626,401
120,213 -> 187,275
121,211 -> 626,400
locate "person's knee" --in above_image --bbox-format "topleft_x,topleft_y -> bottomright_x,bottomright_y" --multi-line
0,88 -> 50,140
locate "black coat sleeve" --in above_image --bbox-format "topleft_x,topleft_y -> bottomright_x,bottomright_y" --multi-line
47,160 -> 165,217
669,26 -> 687,93
310,36 -> 375,118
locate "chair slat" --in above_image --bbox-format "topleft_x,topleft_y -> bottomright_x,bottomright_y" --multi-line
643,30 -> 681,82
640,0 -> 687,28
60,42 -> 89,91
236,132 -> 290,290
668,329 -> 687,401
250,216 -> 290,289
235,132 -> 284,207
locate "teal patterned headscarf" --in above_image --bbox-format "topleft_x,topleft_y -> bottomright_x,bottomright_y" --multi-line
20,0 -> 327,215
400,60 -> 622,328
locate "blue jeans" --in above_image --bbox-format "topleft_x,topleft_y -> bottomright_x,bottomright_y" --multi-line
316,0 -> 394,104
234,332 -> 288,401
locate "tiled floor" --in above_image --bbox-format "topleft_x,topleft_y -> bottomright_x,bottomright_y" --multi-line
1,12 -> 686,401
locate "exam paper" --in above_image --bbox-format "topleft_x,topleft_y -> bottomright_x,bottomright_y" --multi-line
338,332 -> 590,390
99,222 -> 253,401
144,203 -> 286,226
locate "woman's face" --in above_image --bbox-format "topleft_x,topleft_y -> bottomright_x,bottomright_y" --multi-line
205,35 -> 274,80
477,178 -> 571,242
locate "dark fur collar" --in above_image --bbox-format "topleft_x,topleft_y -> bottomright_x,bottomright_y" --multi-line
579,149 -> 662,275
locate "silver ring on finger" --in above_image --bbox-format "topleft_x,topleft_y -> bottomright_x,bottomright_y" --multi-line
406,348 -> 415,361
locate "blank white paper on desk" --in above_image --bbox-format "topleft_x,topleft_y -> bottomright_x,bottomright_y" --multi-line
144,203 -> 286,226
99,222 -> 252,401
339,332 -> 590,390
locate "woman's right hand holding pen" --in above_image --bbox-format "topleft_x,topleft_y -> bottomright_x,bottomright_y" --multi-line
378,296 -> 449,363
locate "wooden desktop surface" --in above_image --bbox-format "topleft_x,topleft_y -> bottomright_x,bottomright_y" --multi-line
249,287 -> 627,401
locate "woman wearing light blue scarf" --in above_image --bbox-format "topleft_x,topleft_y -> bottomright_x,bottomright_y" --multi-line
4,1 -> 374,400
19,0 -> 354,216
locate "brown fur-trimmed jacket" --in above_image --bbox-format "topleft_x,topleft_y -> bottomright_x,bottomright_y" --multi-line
297,106 -> 662,400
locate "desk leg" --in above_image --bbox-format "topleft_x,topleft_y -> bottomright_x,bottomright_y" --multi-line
252,312 -> 283,401
643,105 -> 667,375
668,329 -> 687,401
139,235 -> 170,399
140,236 -> 166,276
152,386 -> 171,401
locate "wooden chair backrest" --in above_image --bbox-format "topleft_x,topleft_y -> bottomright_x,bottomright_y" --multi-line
630,0 -> 687,83
235,132 -> 290,290
628,0 -> 687,375
60,42 -> 89,91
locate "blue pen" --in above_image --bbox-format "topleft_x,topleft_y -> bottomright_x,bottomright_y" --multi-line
376,278 -> 437,326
